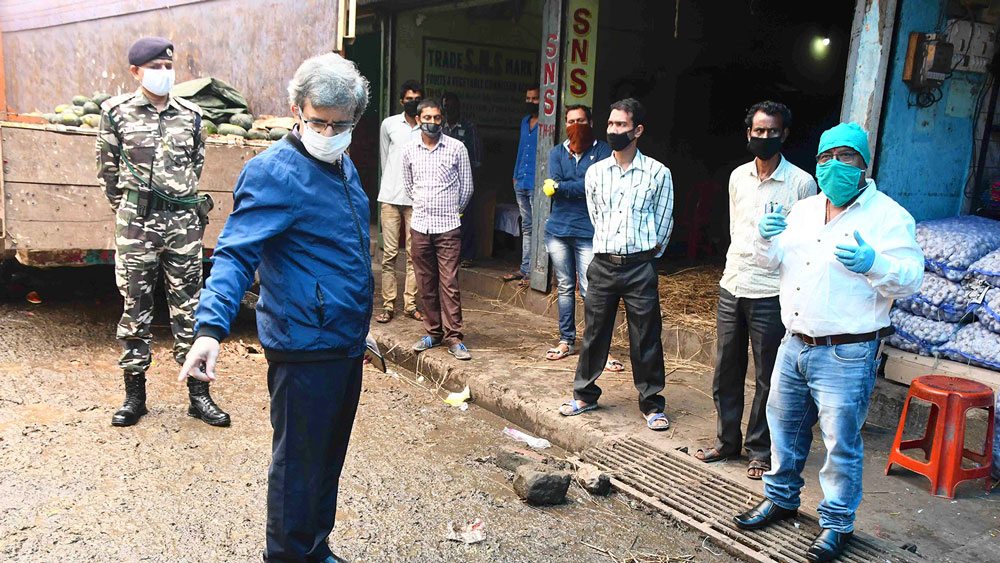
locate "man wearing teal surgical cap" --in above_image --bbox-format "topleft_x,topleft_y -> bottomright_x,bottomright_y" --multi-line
733,122 -> 924,562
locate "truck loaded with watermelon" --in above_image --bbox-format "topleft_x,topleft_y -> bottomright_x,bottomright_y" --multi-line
0,77 -> 289,271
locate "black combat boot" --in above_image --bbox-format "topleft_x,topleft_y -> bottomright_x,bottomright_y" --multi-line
187,377 -> 231,427
111,372 -> 148,427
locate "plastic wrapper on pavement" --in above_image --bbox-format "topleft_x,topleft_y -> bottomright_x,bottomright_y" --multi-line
895,272 -> 971,322
915,215 -> 1000,281
887,307 -> 957,356
939,323 -> 1000,371
970,248 -> 1000,288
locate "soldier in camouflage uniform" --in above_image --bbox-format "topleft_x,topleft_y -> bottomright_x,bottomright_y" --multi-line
97,36 -> 230,427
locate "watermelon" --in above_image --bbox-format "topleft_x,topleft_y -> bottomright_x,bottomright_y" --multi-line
72,95 -> 91,106
92,92 -> 111,106
268,127 -> 289,140
203,120 -> 218,135
54,104 -> 70,114
43,113 -> 59,123
71,106 -> 85,116
229,113 -> 254,130
82,114 -> 101,127
82,101 -> 100,115
217,123 -> 247,137
246,128 -> 268,140
58,112 -> 82,126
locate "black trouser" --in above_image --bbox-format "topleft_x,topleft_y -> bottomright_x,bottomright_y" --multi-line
265,357 -> 363,563
712,287 -> 784,461
573,256 -> 666,414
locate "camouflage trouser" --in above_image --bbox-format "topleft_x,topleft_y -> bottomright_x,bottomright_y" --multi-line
114,200 -> 205,374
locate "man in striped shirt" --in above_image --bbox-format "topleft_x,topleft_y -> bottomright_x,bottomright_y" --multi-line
558,98 -> 674,431
402,98 -> 474,360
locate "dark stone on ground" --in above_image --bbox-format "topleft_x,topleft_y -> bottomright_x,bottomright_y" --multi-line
513,463 -> 571,505
576,463 -> 611,496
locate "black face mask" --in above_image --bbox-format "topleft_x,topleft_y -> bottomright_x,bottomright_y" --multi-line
403,99 -> 421,117
607,129 -> 635,152
420,122 -> 442,138
525,101 -> 539,116
747,136 -> 783,160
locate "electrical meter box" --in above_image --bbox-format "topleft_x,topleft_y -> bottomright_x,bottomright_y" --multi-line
903,32 -> 955,89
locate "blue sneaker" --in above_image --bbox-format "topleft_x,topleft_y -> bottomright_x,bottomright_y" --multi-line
448,342 -> 471,360
412,335 -> 441,352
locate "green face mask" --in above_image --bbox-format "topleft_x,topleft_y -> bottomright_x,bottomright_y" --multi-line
816,159 -> 865,207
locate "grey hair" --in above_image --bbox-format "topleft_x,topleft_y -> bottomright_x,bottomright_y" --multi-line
287,53 -> 370,122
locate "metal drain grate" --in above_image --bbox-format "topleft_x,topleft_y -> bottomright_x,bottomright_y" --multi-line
581,437 -> 919,563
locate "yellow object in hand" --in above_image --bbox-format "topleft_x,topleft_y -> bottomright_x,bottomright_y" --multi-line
542,178 -> 558,197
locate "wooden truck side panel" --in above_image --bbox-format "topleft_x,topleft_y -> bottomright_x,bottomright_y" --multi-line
1,124 -> 266,255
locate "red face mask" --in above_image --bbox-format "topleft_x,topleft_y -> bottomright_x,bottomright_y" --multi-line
567,122 -> 595,154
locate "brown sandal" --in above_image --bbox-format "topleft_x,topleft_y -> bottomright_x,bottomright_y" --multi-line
747,459 -> 770,480
403,309 -> 423,321
502,272 -> 524,282
375,310 -> 393,323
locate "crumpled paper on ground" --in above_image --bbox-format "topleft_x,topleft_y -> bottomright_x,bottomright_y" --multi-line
445,519 -> 486,544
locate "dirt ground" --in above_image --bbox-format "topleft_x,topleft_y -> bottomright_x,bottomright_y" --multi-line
0,265 -> 738,562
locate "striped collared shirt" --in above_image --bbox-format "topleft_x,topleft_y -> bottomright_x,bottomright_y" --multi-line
402,134 -> 474,235
585,150 -> 674,256
720,156 -> 817,298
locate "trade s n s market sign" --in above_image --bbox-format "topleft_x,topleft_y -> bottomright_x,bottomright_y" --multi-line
563,0 -> 598,110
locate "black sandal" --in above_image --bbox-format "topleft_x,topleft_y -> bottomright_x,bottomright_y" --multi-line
694,447 -> 732,463
375,310 -> 393,323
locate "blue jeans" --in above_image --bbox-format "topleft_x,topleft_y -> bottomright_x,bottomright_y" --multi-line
515,188 -> 533,276
545,234 -> 594,345
763,334 -> 879,533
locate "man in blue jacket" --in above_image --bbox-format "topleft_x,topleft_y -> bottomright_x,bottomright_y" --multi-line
542,105 -> 611,362
179,53 -> 371,563
504,85 -> 540,285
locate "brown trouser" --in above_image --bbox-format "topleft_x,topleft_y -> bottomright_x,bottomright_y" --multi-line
410,227 -> 463,345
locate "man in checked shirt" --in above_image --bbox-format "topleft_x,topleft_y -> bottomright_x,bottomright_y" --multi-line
403,98 -> 474,360
557,98 -> 674,431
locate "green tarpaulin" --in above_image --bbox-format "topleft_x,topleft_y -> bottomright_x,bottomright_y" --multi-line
170,77 -> 249,124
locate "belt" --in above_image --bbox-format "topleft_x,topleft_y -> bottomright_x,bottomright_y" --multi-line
792,326 -> 895,346
125,190 -> 199,211
595,249 -> 656,265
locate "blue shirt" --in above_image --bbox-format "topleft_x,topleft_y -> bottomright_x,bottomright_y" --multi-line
545,138 -> 612,238
195,135 -> 373,361
513,115 -> 538,192
585,150 -> 674,257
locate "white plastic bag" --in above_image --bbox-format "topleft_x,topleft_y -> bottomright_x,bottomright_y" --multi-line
916,215 -> 1000,281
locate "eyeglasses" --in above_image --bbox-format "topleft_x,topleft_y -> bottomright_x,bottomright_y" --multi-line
296,108 -> 354,136
817,149 -> 863,165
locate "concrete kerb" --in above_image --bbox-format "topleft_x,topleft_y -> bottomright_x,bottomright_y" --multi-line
368,322 -> 610,454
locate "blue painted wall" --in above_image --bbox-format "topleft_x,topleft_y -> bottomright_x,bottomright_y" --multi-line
876,0 -> 986,222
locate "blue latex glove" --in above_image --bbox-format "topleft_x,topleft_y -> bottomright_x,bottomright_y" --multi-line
758,205 -> 787,239
835,230 -> 877,273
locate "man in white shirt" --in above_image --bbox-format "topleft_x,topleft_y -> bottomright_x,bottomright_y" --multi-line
695,102 -> 816,482
556,98 -> 674,432
376,79 -> 424,324
734,123 -> 923,562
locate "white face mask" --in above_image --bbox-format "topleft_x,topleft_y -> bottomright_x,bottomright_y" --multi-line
300,122 -> 352,163
141,67 -> 175,96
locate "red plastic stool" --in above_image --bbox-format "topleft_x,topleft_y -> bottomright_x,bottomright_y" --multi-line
885,375 -> 995,498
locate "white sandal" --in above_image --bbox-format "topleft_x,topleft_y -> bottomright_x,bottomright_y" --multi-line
545,341 -> 575,360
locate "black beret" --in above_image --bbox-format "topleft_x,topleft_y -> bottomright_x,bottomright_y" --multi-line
128,37 -> 173,67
